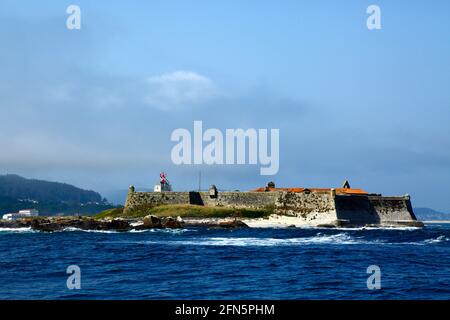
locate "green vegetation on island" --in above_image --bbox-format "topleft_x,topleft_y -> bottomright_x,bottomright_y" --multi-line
95,204 -> 274,220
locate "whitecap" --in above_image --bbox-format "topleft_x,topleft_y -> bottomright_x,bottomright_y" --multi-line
145,228 -> 193,234
60,227 -> 192,234
306,226 -> 421,231
137,233 -> 375,247
421,235 -> 450,244
61,227 -> 119,233
0,227 -> 34,233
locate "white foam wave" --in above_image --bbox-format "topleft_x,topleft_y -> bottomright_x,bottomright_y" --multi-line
1,226 -> 193,234
104,231 -> 450,248
421,235 -> 449,244
0,227 -> 34,233
191,234 -> 370,246
128,228 -> 192,233
135,232 -> 450,247
143,228 -> 193,234
62,227 -> 119,233
62,227 -> 192,234
136,233 -> 375,247
328,226 -> 420,231
129,229 -> 148,233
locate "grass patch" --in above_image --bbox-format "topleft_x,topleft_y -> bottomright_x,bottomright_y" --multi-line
95,204 -> 273,219
95,207 -> 125,219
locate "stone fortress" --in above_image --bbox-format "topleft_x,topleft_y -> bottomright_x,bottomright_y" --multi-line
124,178 -> 423,228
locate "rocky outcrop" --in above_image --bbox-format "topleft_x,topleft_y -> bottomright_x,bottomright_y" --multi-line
29,217 -> 132,232
183,218 -> 249,229
0,216 -> 185,232
162,217 -> 183,229
142,215 -> 163,228
0,219 -> 31,229
136,215 -> 248,229
217,219 -> 249,229
134,215 -> 183,229
0,215 -> 252,232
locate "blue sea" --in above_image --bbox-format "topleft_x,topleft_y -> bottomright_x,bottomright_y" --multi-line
0,223 -> 449,300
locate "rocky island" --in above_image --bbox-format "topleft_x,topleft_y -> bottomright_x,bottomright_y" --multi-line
120,180 -> 424,229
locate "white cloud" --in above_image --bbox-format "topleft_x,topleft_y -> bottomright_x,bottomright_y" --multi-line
144,71 -> 218,110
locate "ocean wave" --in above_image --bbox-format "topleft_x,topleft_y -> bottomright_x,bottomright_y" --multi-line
1,226 -> 193,234
149,228 -> 193,234
61,227 -> 120,233
2,228 -> 447,247
129,229 -> 148,233
0,227 -> 34,233
192,233 -> 376,246
420,235 -> 450,244
61,227 -> 192,234
131,232 -> 450,247
128,228 -> 192,234
190,234 -> 359,246
134,233 -> 377,247
325,226 -> 421,231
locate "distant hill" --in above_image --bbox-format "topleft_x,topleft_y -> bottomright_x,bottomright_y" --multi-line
0,174 -> 116,216
0,174 -> 103,203
414,207 -> 450,221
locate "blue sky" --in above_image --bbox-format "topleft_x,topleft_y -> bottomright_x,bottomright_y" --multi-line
0,1 -> 449,210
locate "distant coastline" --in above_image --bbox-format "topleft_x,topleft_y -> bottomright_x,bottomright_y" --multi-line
423,220 -> 450,224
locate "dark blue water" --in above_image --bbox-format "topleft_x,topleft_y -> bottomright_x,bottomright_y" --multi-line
0,224 -> 449,300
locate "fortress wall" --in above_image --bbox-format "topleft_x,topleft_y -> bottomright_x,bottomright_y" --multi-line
368,195 -> 417,223
124,191 -> 191,212
334,195 -> 380,224
124,191 -> 279,212
334,194 -> 418,226
274,191 -> 337,224
203,191 -> 279,209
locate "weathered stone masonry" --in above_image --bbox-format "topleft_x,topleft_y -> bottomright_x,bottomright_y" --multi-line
124,187 -> 421,227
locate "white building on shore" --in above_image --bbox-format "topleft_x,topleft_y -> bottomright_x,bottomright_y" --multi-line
2,209 -> 39,220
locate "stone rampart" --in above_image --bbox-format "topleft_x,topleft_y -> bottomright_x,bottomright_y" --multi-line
123,187 -> 421,227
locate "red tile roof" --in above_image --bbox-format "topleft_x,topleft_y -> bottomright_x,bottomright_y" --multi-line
251,187 -> 368,195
